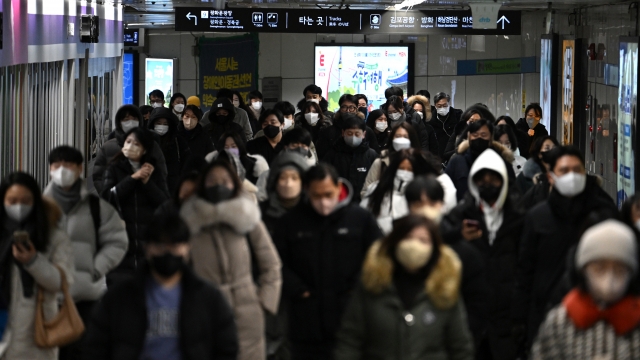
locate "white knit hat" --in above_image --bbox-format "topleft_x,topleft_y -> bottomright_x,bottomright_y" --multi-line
575,219 -> 638,274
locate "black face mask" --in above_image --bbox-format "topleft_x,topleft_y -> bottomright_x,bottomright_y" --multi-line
215,114 -> 231,124
477,184 -> 502,204
205,185 -> 233,204
150,253 -> 184,278
470,138 -> 490,155
263,125 -> 281,139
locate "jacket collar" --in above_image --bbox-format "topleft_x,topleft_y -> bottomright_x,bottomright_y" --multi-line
457,139 -> 515,164
180,196 -> 261,235
564,288 -> 640,335
361,241 -> 462,310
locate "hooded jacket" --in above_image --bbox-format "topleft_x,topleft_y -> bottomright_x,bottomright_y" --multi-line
315,111 -> 380,159
201,105 -> 253,141
322,137 -> 379,202
177,122 -> 215,160
273,179 -> 383,344
513,175 -> 618,346
445,140 -> 516,202
92,125 -> 168,195
148,108 -> 192,193
43,180 -> 127,302
0,198 -> 73,360
180,195 -> 282,360
203,100 -> 246,145
83,264 -> 239,360
407,95 -> 433,122
334,241 -> 473,360
441,150 -> 525,359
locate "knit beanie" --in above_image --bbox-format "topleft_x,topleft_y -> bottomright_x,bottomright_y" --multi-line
575,219 -> 638,274
187,96 -> 201,107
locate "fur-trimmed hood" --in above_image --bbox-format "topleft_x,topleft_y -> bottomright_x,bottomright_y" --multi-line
457,139 -> 515,164
407,95 -> 432,121
361,240 -> 462,310
180,196 -> 261,235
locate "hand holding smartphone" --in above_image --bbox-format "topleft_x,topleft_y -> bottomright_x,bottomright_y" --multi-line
13,231 -> 32,251
462,219 -> 483,241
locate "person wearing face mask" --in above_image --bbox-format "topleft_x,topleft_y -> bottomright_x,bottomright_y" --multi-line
83,214 -> 239,360
496,115 -> 530,158
516,136 -> 560,195
533,220 -> 640,359
322,114 -> 378,202
177,104 -> 215,160
43,146 -> 127,360
406,94 -> 433,124
316,94 -> 380,159
92,105 -> 168,195
334,215 -> 473,360
515,103 -> 549,156
179,159 -> 282,360
443,104 -> 496,162
494,125 -> 527,177
247,90 -> 265,119
445,119 -> 517,201
204,97 -> 246,144
297,101 -> 333,142
254,101 -> 299,139
273,164 -> 382,360
362,149 -> 444,235
246,109 -> 286,165
385,95 -> 439,156
513,146 -> 618,350
296,84 -> 335,121
429,92 -> 463,159
169,92 -> 186,119
0,172 -> 73,360
101,128 -> 170,284
365,110 -> 391,151
441,149 -> 525,360
201,88 -> 254,141
148,89 -> 165,109
147,108 -> 192,194
209,131 -> 269,186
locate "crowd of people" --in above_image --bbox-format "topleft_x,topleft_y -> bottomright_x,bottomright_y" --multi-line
0,84 -> 638,360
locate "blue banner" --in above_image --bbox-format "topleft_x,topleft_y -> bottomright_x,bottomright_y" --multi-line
199,35 -> 258,112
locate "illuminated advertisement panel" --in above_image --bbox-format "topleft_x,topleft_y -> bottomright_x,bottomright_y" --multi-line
561,40 -> 575,145
617,40 -> 638,207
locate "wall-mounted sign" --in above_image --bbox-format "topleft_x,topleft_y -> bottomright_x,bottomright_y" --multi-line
617,39 -> 638,207
457,57 -> 536,75
175,8 -> 521,35
561,40 -> 575,145
540,36 -> 559,133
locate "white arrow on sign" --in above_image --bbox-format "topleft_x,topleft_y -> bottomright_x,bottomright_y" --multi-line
497,15 -> 510,29
187,12 -> 198,26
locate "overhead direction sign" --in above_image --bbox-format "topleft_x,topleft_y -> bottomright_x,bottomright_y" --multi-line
174,8 -> 521,35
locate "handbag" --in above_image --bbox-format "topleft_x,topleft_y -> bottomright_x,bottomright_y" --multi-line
34,265 -> 85,348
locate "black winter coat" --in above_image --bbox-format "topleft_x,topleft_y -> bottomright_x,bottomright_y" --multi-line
148,109 -> 192,193
404,112 -> 440,155
177,123 -> 216,160
322,138 -> 378,202
84,265 -> 238,360
515,119 -> 549,157
315,112 -> 380,159
246,136 -> 284,165
518,175 -> 551,210
428,107 -> 463,159
443,120 -> 468,162
513,177 -> 618,346
296,113 -> 333,143
100,158 -> 170,272
273,196 -> 382,344
442,192 -> 525,360
204,116 -> 245,145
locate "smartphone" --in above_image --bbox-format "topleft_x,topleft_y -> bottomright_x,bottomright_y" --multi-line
13,231 -> 32,250
465,219 -> 480,230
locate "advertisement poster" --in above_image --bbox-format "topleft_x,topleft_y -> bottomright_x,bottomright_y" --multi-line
145,58 -> 175,106
315,45 -> 411,112
123,53 -> 134,105
617,41 -> 638,207
540,38 -> 552,130
561,40 -> 575,145
199,35 -> 258,112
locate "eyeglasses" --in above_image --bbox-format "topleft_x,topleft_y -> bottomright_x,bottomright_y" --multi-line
435,104 -> 449,109
340,105 -> 357,112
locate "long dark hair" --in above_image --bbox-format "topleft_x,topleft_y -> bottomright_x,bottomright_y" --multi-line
368,149 -> 441,216
216,131 -> 248,158
388,122 -> 421,155
197,159 -> 242,199
0,172 -> 50,252
110,127 -> 157,166
379,214 -> 442,277
304,101 -> 325,119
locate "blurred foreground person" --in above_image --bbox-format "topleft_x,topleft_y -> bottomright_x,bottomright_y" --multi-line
83,214 -> 238,360
533,220 -> 640,359
335,215 -> 473,360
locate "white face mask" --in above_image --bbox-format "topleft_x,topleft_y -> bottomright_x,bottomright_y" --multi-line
551,172 -> 587,197
151,102 -> 163,109
232,100 -> 240,108
311,197 -> 339,216
389,112 -> 401,121
394,169 -> 414,191
5,204 -> 33,223
252,101 -> 262,110
375,122 -> 388,132
121,120 -> 139,133
392,137 -> 411,151
173,104 -> 185,113
305,112 -> 319,125
309,98 -> 320,104
122,142 -> 144,160
395,239 -> 432,272
284,118 -> 294,130
154,125 -> 169,136
585,268 -> 630,306
437,106 -> 450,116
51,166 -> 78,188
416,111 -> 424,118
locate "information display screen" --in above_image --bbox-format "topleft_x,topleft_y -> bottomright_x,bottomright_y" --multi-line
315,44 -> 413,112
175,8 -> 520,35
124,29 -> 140,47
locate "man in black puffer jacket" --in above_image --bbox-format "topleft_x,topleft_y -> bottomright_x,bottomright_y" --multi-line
84,214 -> 238,360
148,107 -> 191,193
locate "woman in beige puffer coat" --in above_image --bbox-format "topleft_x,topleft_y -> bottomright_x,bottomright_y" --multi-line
180,159 -> 282,360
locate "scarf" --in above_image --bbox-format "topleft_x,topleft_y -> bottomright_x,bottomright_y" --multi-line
49,179 -> 82,214
564,289 -> 640,335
